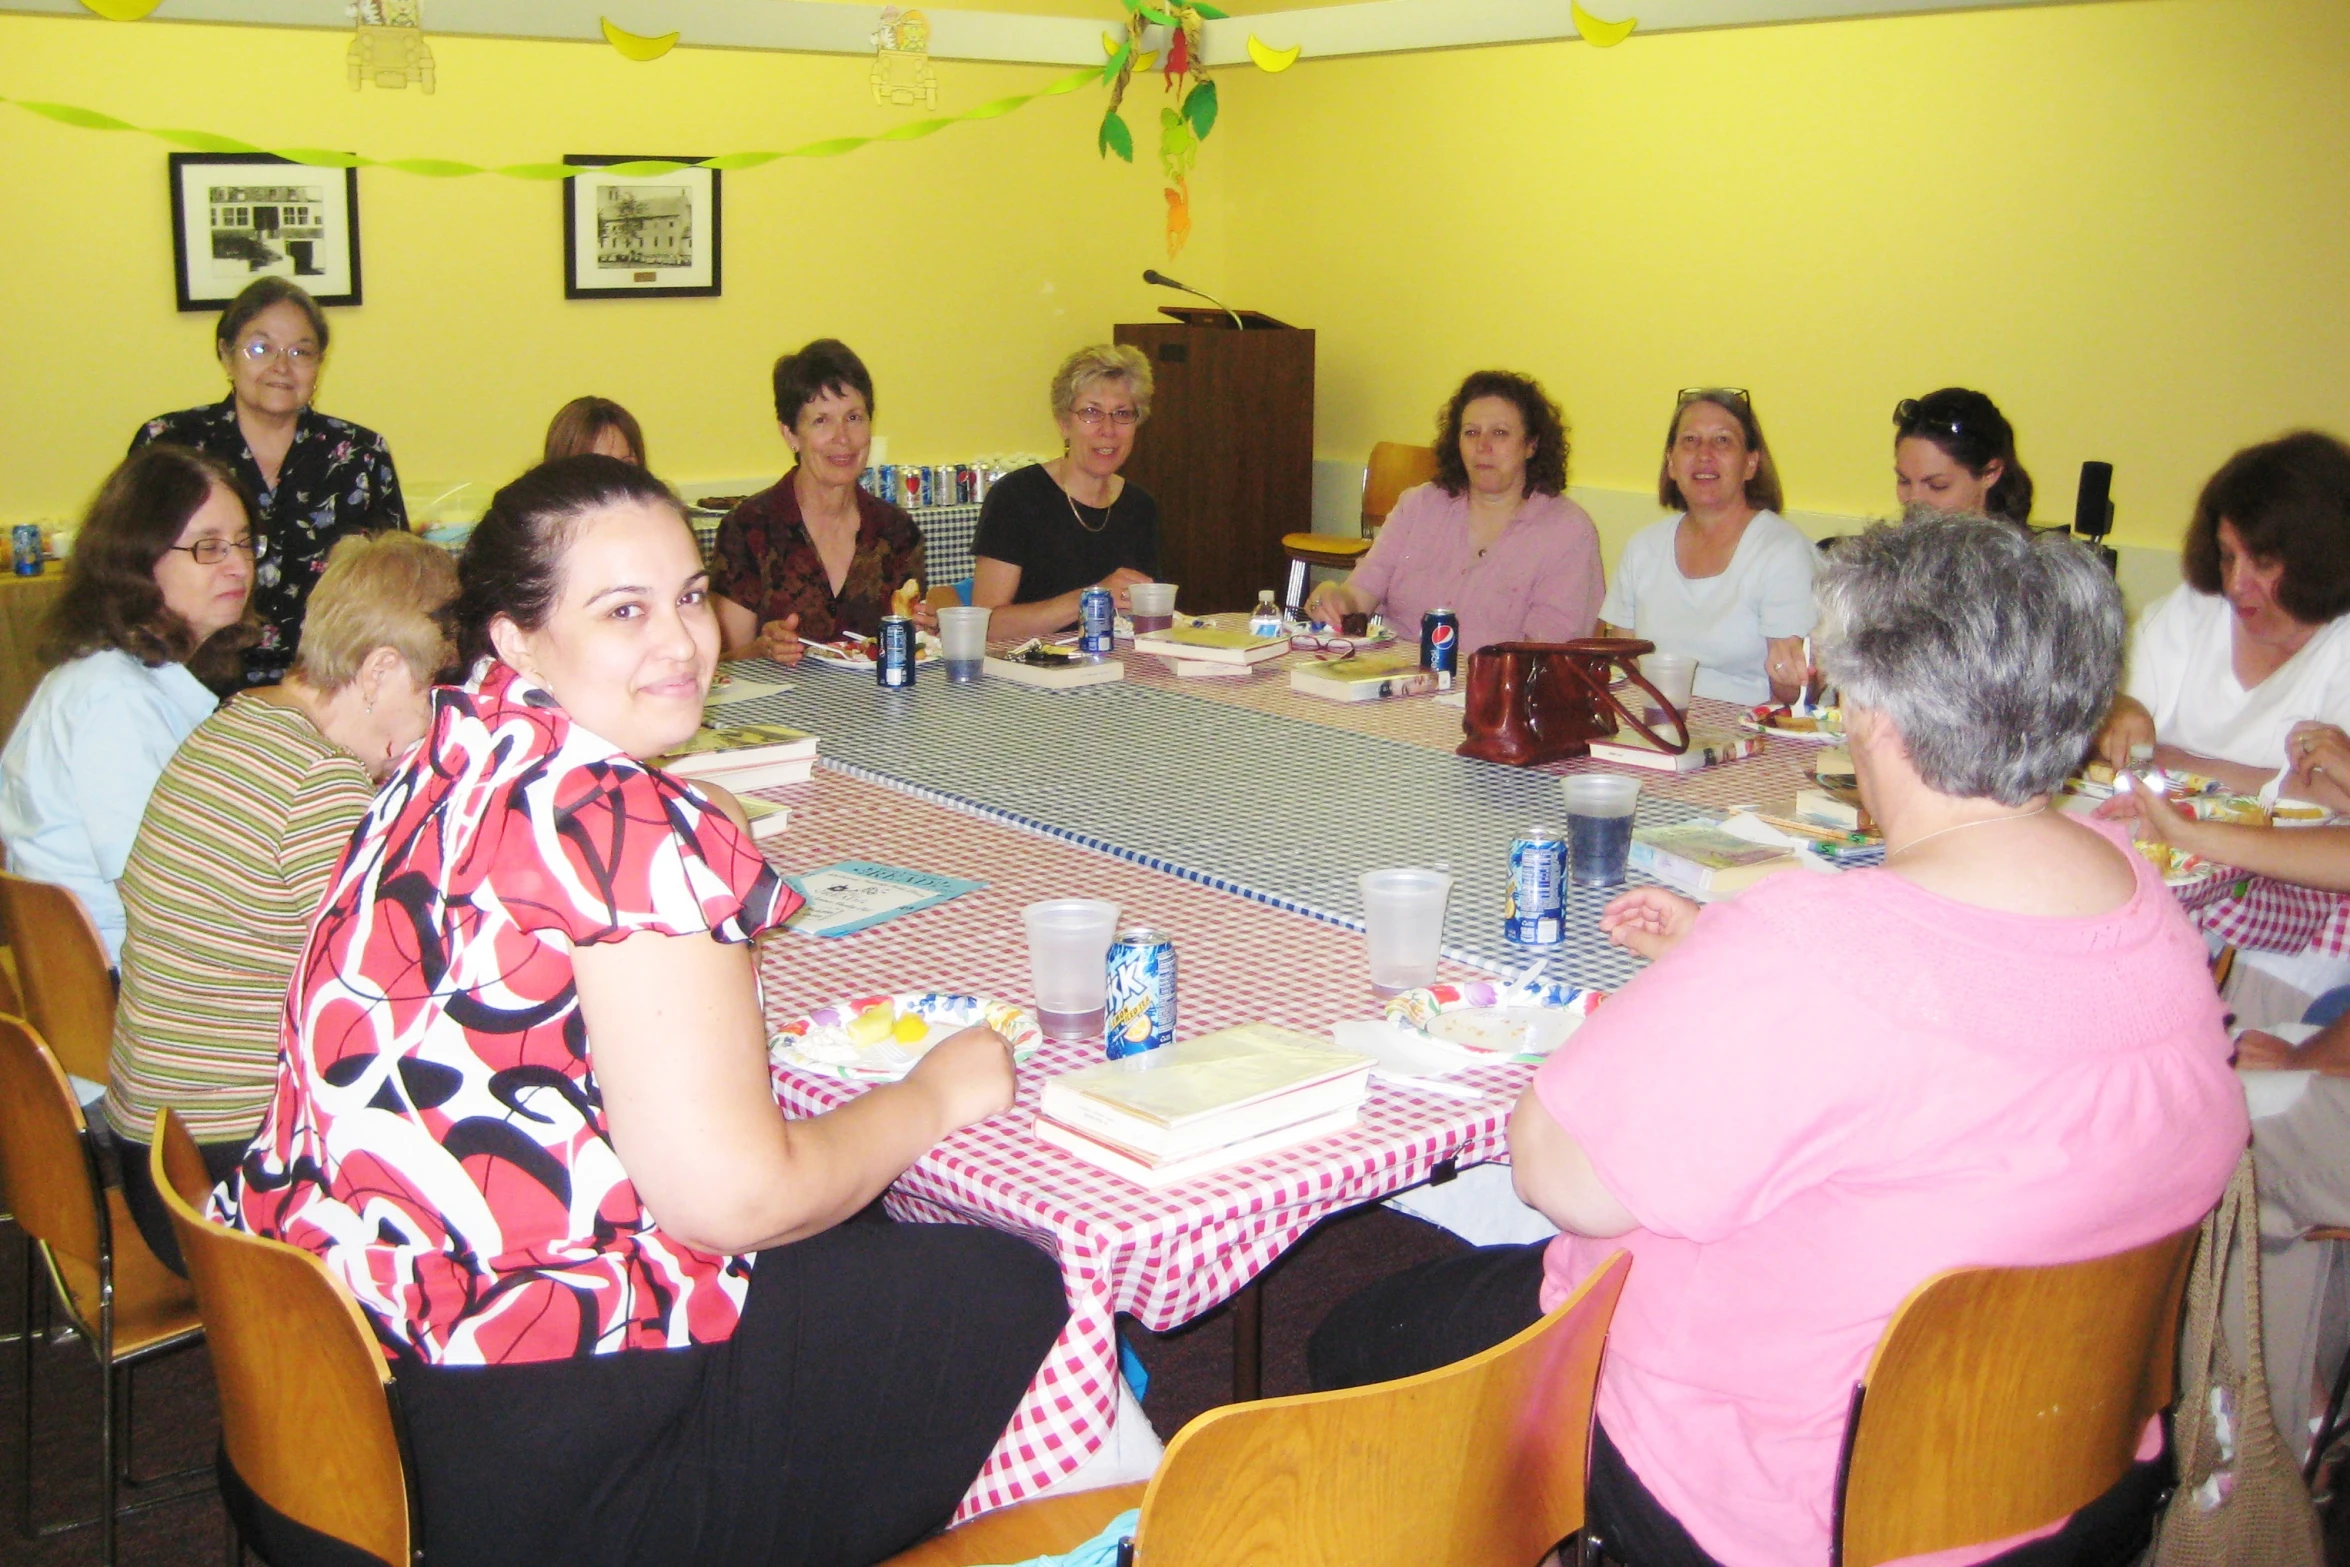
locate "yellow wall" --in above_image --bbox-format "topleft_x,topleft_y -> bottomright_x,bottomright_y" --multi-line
0,11 -> 1217,523
1219,0 -> 2350,548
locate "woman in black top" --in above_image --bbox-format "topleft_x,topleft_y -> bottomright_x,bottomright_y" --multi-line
971,344 -> 1161,640
132,278 -> 405,687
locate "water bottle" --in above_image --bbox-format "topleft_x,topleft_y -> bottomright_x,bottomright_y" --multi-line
1249,589 -> 1282,638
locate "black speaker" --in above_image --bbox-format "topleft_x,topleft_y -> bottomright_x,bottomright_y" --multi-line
2073,461 -> 2118,574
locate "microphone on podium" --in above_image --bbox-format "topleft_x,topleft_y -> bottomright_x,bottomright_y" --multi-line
1142,269 -> 1245,331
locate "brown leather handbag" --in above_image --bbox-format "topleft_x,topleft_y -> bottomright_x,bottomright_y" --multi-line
1457,638 -> 1692,767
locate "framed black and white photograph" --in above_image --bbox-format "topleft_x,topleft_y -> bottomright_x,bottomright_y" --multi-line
170,152 -> 362,312
562,156 -> 721,300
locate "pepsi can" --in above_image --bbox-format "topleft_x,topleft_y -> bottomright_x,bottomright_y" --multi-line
1420,607 -> 1460,690
877,614 -> 916,689
10,524 -> 42,577
955,464 -> 977,506
1078,585 -> 1115,655
1105,926 -> 1177,1058
1504,827 -> 1567,947
876,464 -> 898,505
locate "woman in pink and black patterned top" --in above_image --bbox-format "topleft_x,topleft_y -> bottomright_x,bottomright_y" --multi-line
220,455 -> 1065,1567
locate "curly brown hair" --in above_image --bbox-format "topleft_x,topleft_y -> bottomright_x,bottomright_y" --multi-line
1431,371 -> 1569,498
41,445 -> 258,682
2183,431 -> 2350,624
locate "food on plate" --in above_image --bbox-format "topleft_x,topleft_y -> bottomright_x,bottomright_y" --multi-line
849,1000 -> 899,1047
890,577 -> 922,620
2083,760 -> 2116,786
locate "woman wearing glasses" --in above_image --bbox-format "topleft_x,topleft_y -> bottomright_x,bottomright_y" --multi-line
132,277 -> 406,689
1596,389 -> 1815,704
1305,369 -> 1602,654
970,344 -> 1162,643
1892,388 -> 2035,525
0,446 -> 256,965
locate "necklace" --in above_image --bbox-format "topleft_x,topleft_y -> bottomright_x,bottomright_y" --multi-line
1886,805 -> 2049,860
1064,475 -> 1112,534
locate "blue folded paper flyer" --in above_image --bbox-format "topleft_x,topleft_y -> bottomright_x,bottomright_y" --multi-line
781,861 -> 985,939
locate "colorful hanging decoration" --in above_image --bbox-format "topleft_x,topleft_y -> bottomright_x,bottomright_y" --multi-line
600,17 -> 679,62
347,0 -> 435,92
75,0 -> 164,22
1570,2 -> 1638,47
1099,0 -> 1223,259
1245,34 -> 1300,73
870,8 -> 939,109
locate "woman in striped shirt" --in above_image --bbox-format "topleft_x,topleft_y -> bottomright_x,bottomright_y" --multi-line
106,529 -> 459,1272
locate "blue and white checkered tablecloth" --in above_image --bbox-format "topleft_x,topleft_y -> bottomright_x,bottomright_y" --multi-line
690,503 -> 982,589
716,668 -> 1706,988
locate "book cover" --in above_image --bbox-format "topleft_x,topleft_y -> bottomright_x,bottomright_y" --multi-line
1290,652 -> 1435,703
661,722 -> 820,786
738,795 -> 790,842
1035,1104 -> 1361,1189
983,654 -> 1125,689
1041,1024 -> 1371,1132
1041,1062 -> 1372,1160
1586,730 -> 1760,773
1132,624 -> 1290,665
1629,822 -> 1797,900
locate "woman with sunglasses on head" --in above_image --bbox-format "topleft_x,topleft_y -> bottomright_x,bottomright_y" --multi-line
1893,388 -> 2035,526
132,277 -> 405,689
1306,370 -> 1602,654
544,395 -> 649,468
0,446 -> 257,966
1596,389 -> 1814,704
971,344 -> 1163,643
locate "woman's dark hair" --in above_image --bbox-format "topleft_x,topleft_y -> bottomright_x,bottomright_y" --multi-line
455,454 -> 688,666
2183,430 -> 2350,624
1657,391 -> 1785,514
543,396 -> 648,468
1431,371 -> 1569,498
1893,387 -> 2034,525
215,277 -> 329,355
771,339 -> 875,431
41,445 -> 258,678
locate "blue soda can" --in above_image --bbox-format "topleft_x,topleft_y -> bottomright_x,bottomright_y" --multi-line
1504,827 -> 1567,947
876,464 -> 898,504
1105,926 -> 1177,1058
1078,585 -> 1116,655
955,465 -> 977,505
877,614 -> 916,689
1420,607 -> 1459,689
11,525 -> 43,577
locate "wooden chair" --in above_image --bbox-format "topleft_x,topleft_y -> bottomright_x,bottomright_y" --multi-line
0,870 -> 118,1085
0,1014 -> 206,1564
153,1110 -> 421,1567
1361,441 -> 1439,540
1279,534 -> 1371,615
1832,1224 -> 2200,1567
885,1249 -> 1631,1567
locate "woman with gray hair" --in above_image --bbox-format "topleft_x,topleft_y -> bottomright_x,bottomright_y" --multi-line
1306,516 -> 2246,1567
970,343 -> 1162,642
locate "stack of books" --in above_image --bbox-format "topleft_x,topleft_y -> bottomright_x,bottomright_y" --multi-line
657,722 -> 819,841
1034,1024 -> 1374,1187
1130,622 -> 1290,677
1628,821 -> 1799,900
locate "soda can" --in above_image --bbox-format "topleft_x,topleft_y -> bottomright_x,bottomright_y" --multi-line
1078,585 -> 1116,655
971,465 -> 996,503
1420,607 -> 1460,690
875,464 -> 898,506
1105,926 -> 1177,1058
937,465 -> 961,506
877,615 -> 917,689
895,467 -> 922,511
10,524 -> 43,577
954,465 -> 976,506
1504,827 -> 1567,947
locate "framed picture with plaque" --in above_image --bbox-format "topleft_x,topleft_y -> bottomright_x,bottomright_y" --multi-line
562,155 -> 721,300
169,152 -> 362,312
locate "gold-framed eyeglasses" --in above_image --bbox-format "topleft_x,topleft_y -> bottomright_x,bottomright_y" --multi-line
166,536 -> 259,566
1071,405 -> 1140,428
235,339 -> 321,367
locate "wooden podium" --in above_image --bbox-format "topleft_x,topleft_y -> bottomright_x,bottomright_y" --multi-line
1114,309 -> 1314,616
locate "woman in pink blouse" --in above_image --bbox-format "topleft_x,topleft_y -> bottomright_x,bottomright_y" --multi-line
1310,517 -> 2246,1567
1304,370 -> 1604,653
221,455 -> 1065,1567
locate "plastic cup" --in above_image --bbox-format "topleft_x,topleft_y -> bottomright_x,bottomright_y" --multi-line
1358,868 -> 1453,996
1129,582 -> 1178,634
1638,652 -> 1698,726
1023,898 -> 1119,1038
939,605 -> 989,684
1563,775 -> 1642,888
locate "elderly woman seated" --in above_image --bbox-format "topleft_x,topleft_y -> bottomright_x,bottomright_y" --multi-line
1309,516 -> 2246,1567
219,455 -> 1064,1567
105,530 -> 459,1275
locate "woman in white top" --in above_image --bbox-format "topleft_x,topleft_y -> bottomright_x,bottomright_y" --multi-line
1598,389 -> 1815,705
2098,431 -> 2350,797
0,446 -> 257,962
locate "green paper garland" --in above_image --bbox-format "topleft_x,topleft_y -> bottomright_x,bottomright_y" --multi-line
0,63 -> 1100,179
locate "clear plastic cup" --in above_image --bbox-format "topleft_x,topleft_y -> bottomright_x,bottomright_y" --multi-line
1129,582 -> 1178,635
938,605 -> 989,684
1638,652 -> 1698,725
1358,868 -> 1453,996
1563,775 -> 1642,887
1022,898 -> 1119,1038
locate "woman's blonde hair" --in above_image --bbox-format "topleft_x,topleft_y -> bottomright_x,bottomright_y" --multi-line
1049,344 -> 1154,424
294,531 -> 460,691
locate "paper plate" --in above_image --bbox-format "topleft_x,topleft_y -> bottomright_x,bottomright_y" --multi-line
801,635 -> 942,670
1382,980 -> 1599,1059
772,991 -> 1041,1083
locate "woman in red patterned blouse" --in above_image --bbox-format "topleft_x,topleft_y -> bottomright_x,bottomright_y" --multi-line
220,455 -> 1065,1567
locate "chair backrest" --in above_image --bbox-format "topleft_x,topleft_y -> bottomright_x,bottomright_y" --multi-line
1129,1250 -> 1630,1566
1834,1225 -> 2200,1567
1361,442 -> 1439,535
0,1012 -> 106,1279
154,1110 -> 415,1567
0,870 -> 118,1082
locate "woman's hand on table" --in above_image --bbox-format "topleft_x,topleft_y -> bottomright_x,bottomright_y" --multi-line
1302,580 -> 1357,628
2286,722 -> 2350,811
2095,777 -> 2196,845
905,1025 -> 1019,1135
1096,567 -> 1153,615
909,598 -> 941,634
757,613 -> 805,665
1598,887 -> 1701,961
2094,697 -> 2157,770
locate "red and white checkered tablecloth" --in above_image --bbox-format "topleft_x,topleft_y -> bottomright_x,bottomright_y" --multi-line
747,769 -> 1524,1519
2176,870 -> 2350,957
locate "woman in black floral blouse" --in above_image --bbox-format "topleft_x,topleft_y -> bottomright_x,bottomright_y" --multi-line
133,278 -> 405,688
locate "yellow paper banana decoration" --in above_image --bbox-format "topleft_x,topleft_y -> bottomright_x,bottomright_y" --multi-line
77,0 -> 163,19
600,18 -> 679,60
1245,35 -> 1300,72
1570,2 -> 1637,47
